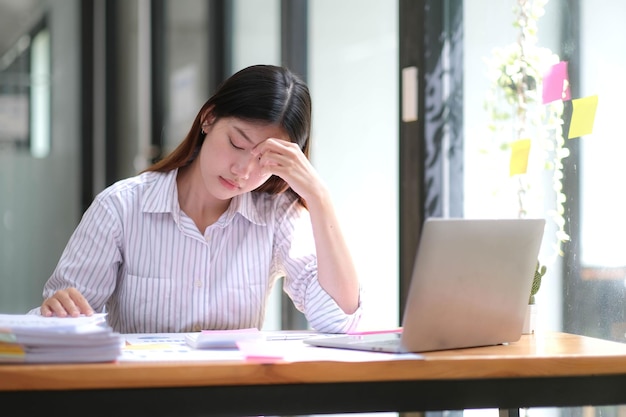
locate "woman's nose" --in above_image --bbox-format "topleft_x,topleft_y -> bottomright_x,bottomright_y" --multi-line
232,153 -> 257,179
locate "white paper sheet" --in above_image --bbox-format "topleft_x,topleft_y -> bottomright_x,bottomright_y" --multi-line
120,332 -> 423,362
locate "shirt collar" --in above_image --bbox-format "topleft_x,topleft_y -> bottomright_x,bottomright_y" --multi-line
219,193 -> 266,227
142,169 -> 266,227
142,169 -> 179,215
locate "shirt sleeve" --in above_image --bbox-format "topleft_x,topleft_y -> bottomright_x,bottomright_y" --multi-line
38,196 -> 123,312
273,197 -> 363,333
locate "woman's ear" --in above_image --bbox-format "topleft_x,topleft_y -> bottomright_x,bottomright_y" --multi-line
200,106 -> 216,126
200,107 -> 216,134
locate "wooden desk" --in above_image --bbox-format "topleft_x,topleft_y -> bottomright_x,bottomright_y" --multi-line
2,332 -> 626,417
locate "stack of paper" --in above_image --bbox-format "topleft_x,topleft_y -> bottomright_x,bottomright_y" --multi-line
0,313 -> 123,363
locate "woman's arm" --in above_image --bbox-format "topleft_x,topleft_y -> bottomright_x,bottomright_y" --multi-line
40,198 -> 122,317
301,186 -> 360,313
253,139 -> 360,314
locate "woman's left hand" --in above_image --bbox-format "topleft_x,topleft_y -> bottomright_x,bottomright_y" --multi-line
252,138 -> 325,203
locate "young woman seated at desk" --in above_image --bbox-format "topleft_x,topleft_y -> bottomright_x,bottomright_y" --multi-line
30,64 -> 362,334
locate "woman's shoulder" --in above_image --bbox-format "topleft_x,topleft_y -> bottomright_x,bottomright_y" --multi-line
94,170 -> 172,204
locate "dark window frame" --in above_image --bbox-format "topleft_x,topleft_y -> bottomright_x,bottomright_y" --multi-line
399,0 -> 464,318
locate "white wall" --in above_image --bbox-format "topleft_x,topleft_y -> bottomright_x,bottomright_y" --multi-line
309,0 -> 399,330
579,0 -> 626,268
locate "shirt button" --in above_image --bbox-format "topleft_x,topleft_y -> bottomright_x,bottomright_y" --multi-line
195,280 -> 203,288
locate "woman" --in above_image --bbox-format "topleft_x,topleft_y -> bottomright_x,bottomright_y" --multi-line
32,64 -> 362,333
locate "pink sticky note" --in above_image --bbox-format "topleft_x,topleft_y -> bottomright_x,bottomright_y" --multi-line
542,61 -> 571,104
236,340 -> 284,361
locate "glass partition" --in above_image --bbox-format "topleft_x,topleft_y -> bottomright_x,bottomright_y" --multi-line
463,0 -> 625,415
0,0 -> 81,313
465,0 -> 626,343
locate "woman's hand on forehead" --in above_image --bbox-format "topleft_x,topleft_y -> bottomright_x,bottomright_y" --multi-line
252,137 -> 323,203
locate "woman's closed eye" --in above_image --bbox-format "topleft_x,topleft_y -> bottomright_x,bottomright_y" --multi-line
229,138 -> 245,150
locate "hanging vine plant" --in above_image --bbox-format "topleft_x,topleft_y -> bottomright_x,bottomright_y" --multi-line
481,0 -> 570,265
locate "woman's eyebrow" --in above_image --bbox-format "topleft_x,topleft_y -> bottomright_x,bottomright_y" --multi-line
233,126 -> 254,144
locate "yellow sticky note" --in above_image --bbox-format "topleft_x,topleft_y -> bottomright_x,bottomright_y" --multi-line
568,95 -> 598,139
510,139 -> 531,176
0,343 -> 25,355
0,342 -> 25,361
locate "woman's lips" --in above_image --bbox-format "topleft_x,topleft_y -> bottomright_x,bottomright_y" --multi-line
219,176 -> 239,190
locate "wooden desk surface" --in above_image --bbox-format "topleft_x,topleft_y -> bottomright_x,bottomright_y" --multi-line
2,331 -> 626,391
3,332 -> 626,417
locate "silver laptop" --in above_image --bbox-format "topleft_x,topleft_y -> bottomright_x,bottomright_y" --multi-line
305,217 -> 545,353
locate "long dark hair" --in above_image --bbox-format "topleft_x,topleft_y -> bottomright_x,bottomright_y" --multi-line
146,64 -> 312,205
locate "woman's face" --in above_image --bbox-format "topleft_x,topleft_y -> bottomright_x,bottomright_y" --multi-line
197,117 -> 289,200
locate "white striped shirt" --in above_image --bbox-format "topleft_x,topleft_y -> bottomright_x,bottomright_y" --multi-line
34,170 -> 362,333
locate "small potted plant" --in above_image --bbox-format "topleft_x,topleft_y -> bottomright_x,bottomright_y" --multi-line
523,262 -> 547,334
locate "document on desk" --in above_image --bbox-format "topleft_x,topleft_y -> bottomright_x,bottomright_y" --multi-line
0,313 -> 123,363
122,333 -> 244,361
120,331 -> 423,363
185,328 -> 263,349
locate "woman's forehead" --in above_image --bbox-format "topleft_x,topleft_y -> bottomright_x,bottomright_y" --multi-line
225,118 -> 291,144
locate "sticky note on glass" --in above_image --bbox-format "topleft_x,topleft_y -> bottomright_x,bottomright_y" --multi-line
510,139 -> 531,176
542,61 -> 571,104
568,95 -> 599,139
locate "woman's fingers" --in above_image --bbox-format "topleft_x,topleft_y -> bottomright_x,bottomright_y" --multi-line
253,138 -> 322,201
41,288 -> 94,317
